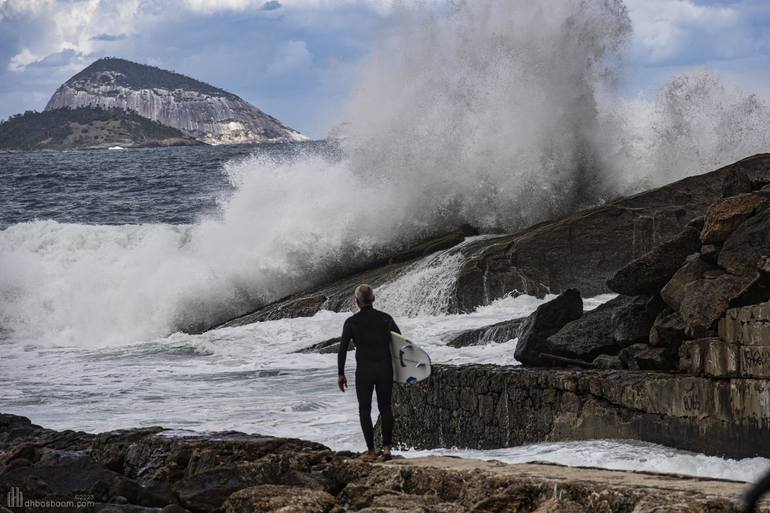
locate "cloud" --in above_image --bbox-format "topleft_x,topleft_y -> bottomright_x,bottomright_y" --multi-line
626,0 -> 768,65
91,33 -> 127,41
267,39 -> 312,76
261,1 -> 282,11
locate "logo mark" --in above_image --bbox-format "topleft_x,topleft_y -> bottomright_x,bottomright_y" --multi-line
6,487 -> 22,508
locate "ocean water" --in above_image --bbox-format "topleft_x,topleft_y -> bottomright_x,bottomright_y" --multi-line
0,144 -> 768,485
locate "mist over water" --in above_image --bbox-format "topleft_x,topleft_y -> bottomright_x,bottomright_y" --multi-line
2,0 -> 770,346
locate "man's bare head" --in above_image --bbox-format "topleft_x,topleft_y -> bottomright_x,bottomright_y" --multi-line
355,284 -> 375,308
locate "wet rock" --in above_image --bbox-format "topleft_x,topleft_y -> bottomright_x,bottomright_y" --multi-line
700,243 -> 720,264
700,193 -> 769,244
513,289 -> 583,365
94,504 -> 162,513
718,208 -> 770,277
722,168 -> 753,197
0,449 -> 121,496
592,354 -> 623,369
606,227 -> 701,296
445,317 -> 526,347
619,344 -> 670,370
160,506 -> 191,513
679,273 -> 753,337
612,295 -> 658,347
649,309 -> 687,349
295,337 -> 354,354
660,255 -> 720,311
537,296 -> 635,363
224,485 -> 339,513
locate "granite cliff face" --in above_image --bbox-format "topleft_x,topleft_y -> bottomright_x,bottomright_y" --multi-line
45,58 -> 308,145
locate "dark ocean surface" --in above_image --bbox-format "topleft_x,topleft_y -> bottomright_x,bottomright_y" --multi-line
0,142 -> 338,227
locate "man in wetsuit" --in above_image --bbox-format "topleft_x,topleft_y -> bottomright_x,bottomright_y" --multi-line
337,284 -> 400,461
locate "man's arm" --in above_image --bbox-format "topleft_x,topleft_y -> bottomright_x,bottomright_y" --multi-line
337,319 -> 352,391
389,315 -> 401,335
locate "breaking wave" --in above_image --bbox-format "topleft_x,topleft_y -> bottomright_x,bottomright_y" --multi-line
2,0 -> 770,346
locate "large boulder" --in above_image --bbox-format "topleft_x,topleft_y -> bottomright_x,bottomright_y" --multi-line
606,227 -> 701,296
700,193 -> 769,244
718,208 -> 770,276
537,296 -> 635,364
513,289 -> 583,366
660,255 -> 721,311
679,273 -> 753,337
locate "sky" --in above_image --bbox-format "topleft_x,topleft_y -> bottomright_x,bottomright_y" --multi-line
0,0 -> 769,139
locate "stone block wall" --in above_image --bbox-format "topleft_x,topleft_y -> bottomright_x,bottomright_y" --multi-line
390,365 -> 770,458
680,301 -> 770,377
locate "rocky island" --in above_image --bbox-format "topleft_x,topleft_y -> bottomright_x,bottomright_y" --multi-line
0,107 -> 201,152
45,58 -> 308,146
0,58 -> 308,152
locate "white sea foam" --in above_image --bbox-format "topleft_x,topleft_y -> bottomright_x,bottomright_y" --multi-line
1,292 -> 766,483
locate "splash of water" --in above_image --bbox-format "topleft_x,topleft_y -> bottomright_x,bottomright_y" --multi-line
3,0 -> 770,347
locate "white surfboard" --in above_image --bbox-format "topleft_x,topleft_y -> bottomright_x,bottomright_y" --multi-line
390,331 -> 431,384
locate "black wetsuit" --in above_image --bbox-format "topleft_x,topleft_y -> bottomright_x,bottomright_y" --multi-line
338,305 -> 400,451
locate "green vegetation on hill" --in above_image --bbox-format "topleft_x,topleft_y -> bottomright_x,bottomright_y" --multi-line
68,57 -> 239,99
0,107 -> 198,151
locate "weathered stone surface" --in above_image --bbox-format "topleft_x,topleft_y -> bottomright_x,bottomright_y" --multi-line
224,485 -> 339,513
612,295 -> 658,347
679,338 -> 770,379
446,317 -> 526,347
619,344 -> 670,370
212,155 -> 770,331
391,365 -> 770,458
678,338 -> 737,377
679,274 -> 753,337
592,354 -> 623,369
606,227 -> 701,296
649,309 -> 686,348
722,167 -> 753,197
700,193 -> 769,244
513,289 -> 583,365
660,254 -> 721,311
2,413 -> 770,513
719,207 -> 770,276
719,302 -> 770,345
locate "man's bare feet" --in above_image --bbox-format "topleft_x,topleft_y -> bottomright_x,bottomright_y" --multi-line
359,450 -> 378,462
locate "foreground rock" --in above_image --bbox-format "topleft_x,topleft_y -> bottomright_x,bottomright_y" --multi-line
391,365 -> 770,459
496,163 -> 770,372
212,155 -> 770,331
1,413 -> 767,513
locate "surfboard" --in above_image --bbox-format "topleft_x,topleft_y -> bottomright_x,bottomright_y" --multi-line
390,331 -> 431,384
